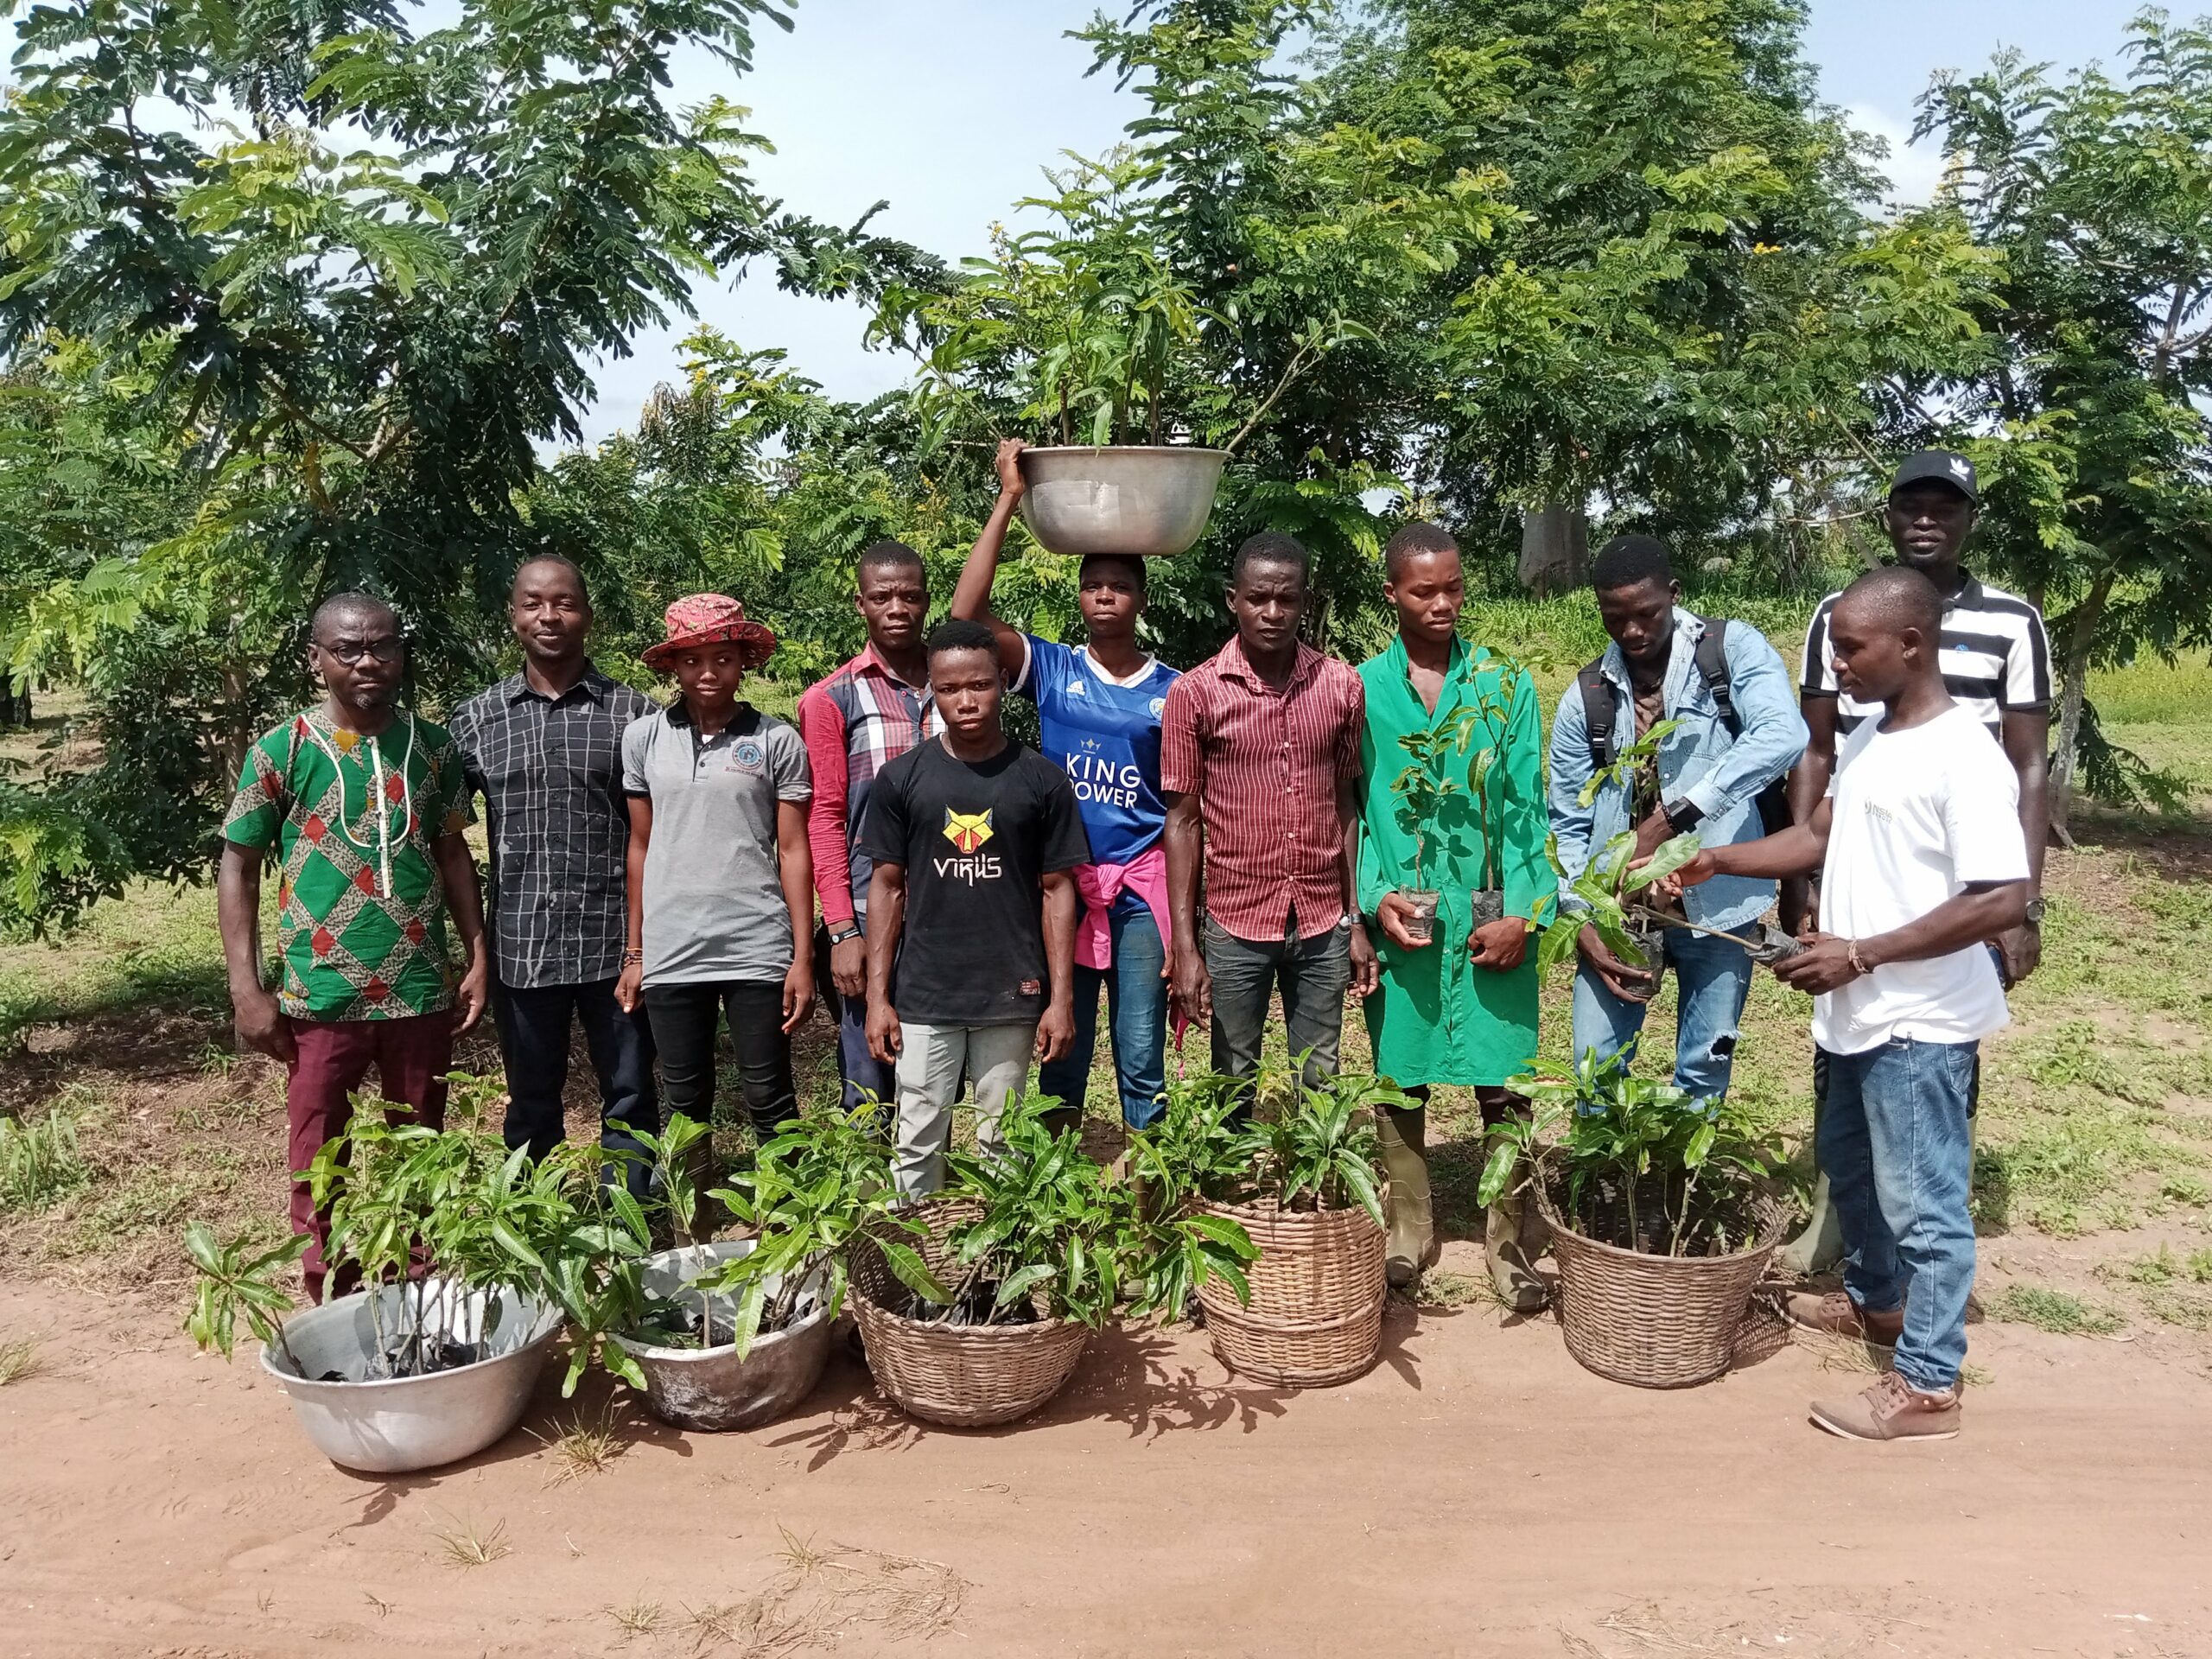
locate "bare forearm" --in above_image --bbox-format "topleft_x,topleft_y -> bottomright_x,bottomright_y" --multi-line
1705,822 -> 1828,881
2014,757 -> 2049,893
1041,876 -> 1077,1008
865,868 -> 906,999
433,837 -> 486,957
1165,806 -> 1202,944
624,844 -> 647,951
216,848 -> 265,998
1860,885 -> 2029,969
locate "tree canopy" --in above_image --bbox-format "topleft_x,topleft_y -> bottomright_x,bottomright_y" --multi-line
1,0 -> 2207,930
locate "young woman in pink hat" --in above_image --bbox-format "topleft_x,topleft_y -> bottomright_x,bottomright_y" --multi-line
617,594 -> 815,1151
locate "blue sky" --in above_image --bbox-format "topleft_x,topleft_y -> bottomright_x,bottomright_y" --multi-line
590,0 -> 2146,444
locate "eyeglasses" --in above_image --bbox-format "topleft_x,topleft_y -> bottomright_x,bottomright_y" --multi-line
319,637 -> 405,664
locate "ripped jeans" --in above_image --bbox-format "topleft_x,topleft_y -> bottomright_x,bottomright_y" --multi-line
1571,926 -> 1754,1103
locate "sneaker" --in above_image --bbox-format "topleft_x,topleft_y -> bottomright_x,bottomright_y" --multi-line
1786,1288 -> 1903,1348
1809,1371 -> 1961,1442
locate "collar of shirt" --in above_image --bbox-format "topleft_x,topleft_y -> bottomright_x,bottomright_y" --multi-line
1080,645 -> 1162,689
1945,571 -> 1986,613
500,663 -> 613,707
1598,607 -> 1707,707
857,642 -> 931,696
1379,632 -> 1471,705
1215,633 -> 1323,695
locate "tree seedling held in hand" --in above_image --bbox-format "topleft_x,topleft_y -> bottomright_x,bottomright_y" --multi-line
1387,649 -> 1538,941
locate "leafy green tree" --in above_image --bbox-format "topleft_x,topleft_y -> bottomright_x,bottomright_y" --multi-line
1322,0 -> 1998,585
1914,11 -> 2212,831
0,0 -> 923,931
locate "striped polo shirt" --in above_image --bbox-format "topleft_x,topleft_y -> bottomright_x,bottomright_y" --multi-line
1802,573 -> 2051,738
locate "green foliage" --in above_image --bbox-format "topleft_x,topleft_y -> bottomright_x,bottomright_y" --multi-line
183,1222 -> 309,1365
1987,1283 -> 2126,1338
1537,823 -> 1701,975
1914,15 -> 2212,828
1478,1046 -> 1785,1255
694,1099 -> 940,1359
926,1105 -> 1135,1330
1129,1059 -> 1394,1224
0,1106 -> 91,1212
1386,649 -> 1536,890
0,0 -> 925,932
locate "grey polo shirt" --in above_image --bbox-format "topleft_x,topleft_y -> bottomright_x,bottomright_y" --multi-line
621,703 -> 811,986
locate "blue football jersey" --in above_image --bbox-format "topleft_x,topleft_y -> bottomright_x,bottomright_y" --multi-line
1016,635 -> 1179,865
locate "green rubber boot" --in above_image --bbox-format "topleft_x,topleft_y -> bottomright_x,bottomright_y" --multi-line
1484,1176 -> 1549,1313
1376,1104 -> 1436,1289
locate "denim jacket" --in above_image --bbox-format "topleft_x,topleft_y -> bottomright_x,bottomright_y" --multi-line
1547,609 -> 1808,936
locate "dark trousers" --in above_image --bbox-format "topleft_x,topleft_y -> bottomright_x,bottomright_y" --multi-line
285,1014 -> 452,1302
1202,914 -> 1352,1090
644,980 -> 800,1136
493,976 -> 657,1193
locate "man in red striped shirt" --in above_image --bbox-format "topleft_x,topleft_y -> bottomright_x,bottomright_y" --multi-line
796,540 -> 933,1109
1162,533 -> 1378,1086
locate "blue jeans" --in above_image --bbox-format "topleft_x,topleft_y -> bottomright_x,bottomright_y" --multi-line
1039,894 -> 1169,1129
1819,1038 -> 1977,1393
492,976 -> 657,1195
1571,926 -> 1752,1100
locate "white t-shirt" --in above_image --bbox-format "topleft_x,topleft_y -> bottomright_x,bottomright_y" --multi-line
1814,703 -> 2030,1056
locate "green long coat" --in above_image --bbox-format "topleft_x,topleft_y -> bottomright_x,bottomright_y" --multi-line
1357,636 -> 1548,1089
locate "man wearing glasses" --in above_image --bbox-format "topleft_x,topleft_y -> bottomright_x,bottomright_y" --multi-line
217,593 -> 489,1301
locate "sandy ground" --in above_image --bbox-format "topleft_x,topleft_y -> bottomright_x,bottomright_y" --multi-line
3,1243 -> 2208,1659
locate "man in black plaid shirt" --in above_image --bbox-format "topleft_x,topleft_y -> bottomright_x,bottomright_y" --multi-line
453,558 -> 658,1188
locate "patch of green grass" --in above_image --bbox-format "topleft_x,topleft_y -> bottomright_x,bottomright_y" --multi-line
2159,1173 -> 2210,1206
0,1108 -> 91,1212
2089,652 -> 2212,728
2140,1289 -> 2212,1331
1975,1103 -> 2189,1232
2123,1244 -> 2183,1286
1987,1283 -> 2126,1337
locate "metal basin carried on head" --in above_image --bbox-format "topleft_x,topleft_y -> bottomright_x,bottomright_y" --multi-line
261,1281 -> 562,1474
1018,445 -> 1229,558
610,1242 -> 833,1433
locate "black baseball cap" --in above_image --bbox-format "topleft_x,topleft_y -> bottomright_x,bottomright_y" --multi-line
1888,448 -> 1979,505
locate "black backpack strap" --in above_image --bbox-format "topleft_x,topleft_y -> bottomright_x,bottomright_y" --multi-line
1693,616 -> 1741,740
1577,658 -> 1615,772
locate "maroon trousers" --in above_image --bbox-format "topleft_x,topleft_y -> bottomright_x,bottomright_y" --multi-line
285,1014 -> 453,1301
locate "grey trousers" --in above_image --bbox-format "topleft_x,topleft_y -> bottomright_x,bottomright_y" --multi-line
1202,914 -> 1351,1088
892,1020 -> 1036,1198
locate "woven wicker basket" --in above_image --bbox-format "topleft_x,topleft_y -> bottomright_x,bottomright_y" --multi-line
849,1199 -> 1091,1429
1194,1196 -> 1386,1388
1536,1173 -> 1788,1389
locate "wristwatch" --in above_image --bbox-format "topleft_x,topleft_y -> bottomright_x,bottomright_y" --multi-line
828,923 -> 862,945
2023,897 -> 2047,926
1661,798 -> 1705,836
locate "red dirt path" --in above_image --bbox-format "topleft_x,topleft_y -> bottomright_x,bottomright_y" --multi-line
3,1245 -> 2207,1659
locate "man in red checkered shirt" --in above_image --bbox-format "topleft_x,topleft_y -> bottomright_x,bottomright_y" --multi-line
1162,533 -> 1378,1087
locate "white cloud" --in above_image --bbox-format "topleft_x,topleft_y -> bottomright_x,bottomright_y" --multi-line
1847,103 -> 1951,207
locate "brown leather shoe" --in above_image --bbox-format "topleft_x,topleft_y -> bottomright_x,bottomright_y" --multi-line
1787,1288 -> 1903,1347
1809,1371 -> 1961,1442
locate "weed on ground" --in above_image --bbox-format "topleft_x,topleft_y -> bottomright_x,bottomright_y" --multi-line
1987,1283 -> 2127,1337
0,1335 -> 39,1385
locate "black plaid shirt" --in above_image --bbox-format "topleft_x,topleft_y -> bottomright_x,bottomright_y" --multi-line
451,664 -> 658,989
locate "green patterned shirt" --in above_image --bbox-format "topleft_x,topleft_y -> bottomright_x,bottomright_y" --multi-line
222,708 -> 471,1021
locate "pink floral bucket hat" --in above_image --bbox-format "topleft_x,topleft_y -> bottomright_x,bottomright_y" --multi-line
641,593 -> 779,671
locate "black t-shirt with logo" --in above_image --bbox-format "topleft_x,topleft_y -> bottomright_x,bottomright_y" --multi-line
856,736 -> 1091,1027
